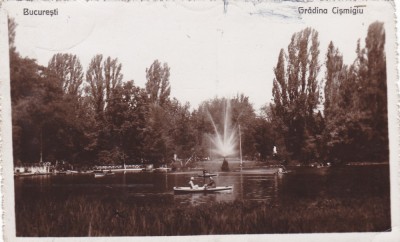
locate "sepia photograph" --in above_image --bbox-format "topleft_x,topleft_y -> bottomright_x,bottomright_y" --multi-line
0,0 -> 399,241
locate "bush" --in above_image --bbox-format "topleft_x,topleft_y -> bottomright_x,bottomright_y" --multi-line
221,158 -> 229,171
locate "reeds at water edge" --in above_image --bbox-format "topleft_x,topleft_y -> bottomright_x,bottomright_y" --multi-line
15,195 -> 390,236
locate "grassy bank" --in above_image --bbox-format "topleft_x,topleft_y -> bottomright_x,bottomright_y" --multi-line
16,195 -> 390,236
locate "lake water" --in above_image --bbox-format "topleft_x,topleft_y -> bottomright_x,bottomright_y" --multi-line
15,164 -> 390,207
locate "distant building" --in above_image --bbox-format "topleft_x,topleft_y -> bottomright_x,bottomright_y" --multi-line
14,162 -> 51,174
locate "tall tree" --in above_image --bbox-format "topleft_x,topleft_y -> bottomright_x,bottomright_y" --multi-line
95,81 -> 149,164
11,56 -> 44,163
86,54 -> 123,117
118,82 -> 149,162
142,103 -> 173,163
253,107 -> 275,161
323,22 -> 388,163
48,53 -> 84,96
145,60 -> 171,106
11,56 -> 77,164
104,57 -> 123,104
231,94 -> 257,159
364,22 -> 388,160
86,55 -> 105,116
141,60 -> 173,163
168,100 -> 197,161
271,27 -> 321,162
8,17 -> 17,53
324,42 -> 344,120
83,55 -> 124,164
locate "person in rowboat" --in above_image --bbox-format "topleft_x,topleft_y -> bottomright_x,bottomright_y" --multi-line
206,176 -> 216,188
189,177 -> 202,189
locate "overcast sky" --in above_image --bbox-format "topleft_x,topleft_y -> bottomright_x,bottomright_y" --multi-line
6,1 -> 393,112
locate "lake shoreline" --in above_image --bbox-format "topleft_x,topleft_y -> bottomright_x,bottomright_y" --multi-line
15,165 -> 391,236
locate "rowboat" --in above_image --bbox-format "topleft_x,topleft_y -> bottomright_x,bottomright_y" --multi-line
198,173 -> 218,178
94,173 -> 105,178
277,171 -> 289,174
94,171 -> 115,178
173,185 -> 233,194
155,167 -> 172,173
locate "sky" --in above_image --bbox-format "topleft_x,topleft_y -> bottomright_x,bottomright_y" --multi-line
5,1 -> 394,112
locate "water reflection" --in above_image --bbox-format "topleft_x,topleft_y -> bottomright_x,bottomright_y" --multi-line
14,165 -> 390,207
15,170 -> 279,205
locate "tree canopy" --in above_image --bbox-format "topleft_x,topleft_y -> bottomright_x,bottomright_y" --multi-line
10,19 -> 388,167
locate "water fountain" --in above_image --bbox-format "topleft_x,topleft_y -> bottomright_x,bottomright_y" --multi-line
208,100 -> 241,169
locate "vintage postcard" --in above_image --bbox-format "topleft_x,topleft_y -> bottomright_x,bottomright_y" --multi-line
0,0 -> 399,241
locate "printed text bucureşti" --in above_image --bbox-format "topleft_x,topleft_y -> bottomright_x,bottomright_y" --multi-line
23,8 -> 59,17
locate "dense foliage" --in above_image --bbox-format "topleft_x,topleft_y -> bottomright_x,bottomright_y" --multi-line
271,22 -> 388,164
10,18 -> 388,166
271,28 -> 321,162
